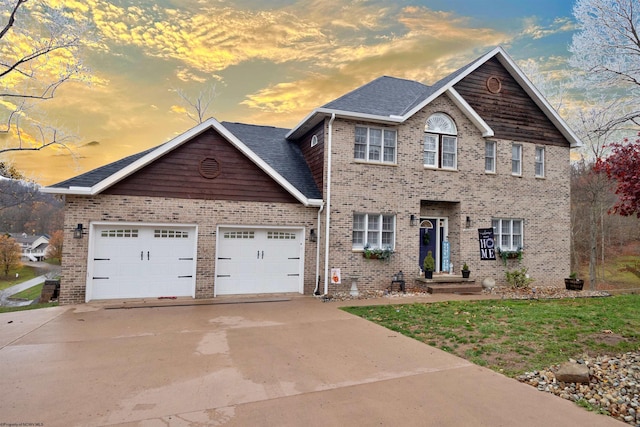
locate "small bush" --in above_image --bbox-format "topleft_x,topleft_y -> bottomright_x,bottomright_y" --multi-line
505,267 -> 534,288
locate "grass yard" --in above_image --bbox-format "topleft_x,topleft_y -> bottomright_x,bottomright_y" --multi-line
0,302 -> 58,314
343,295 -> 640,377
10,283 -> 43,300
0,265 -> 38,291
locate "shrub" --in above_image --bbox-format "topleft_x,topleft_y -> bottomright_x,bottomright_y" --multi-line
505,267 -> 534,288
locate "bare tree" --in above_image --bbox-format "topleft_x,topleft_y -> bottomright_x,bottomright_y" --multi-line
569,0 -> 640,132
176,84 -> 217,124
0,0 -> 92,155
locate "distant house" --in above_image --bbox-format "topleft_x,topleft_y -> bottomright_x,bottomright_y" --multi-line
44,46 -> 581,304
8,233 -> 50,262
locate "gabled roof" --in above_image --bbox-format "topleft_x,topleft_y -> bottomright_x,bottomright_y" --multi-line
287,46 -> 582,148
43,119 -> 322,206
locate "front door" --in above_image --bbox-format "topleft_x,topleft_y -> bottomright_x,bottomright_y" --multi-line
419,218 -> 448,272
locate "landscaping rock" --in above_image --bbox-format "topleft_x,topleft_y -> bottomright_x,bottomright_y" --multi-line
556,362 -> 590,384
482,277 -> 496,289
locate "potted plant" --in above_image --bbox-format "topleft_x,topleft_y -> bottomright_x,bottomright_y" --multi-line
461,263 -> 470,279
423,251 -> 435,279
564,272 -> 584,291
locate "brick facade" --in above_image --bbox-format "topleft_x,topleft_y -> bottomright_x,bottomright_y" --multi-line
321,94 -> 571,293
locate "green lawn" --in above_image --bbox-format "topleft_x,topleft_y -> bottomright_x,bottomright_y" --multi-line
343,295 -> 640,377
0,265 -> 38,291
10,283 -> 43,300
0,302 -> 58,314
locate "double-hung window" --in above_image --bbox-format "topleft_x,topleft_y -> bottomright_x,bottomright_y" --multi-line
424,113 -> 457,169
492,219 -> 523,251
354,126 -> 396,164
352,213 -> 395,250
535,146 -> 545,177
485,140 -> 496,173
512,143 -> 522,176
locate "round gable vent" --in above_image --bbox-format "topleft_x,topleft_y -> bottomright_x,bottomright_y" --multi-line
199,157 -> 221,179
486,76 -> 502,94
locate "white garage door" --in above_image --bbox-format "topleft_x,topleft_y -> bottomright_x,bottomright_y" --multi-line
215,227 -> 303,295
88,224 -> 197,301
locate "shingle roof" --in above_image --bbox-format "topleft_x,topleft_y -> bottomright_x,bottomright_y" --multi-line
48,147 -> 157,189
322,76 -> 434,117
221,122 -> 321,199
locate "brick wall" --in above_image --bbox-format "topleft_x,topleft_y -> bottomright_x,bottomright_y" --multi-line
60,195 -> 319,304
322,94 -> 571,292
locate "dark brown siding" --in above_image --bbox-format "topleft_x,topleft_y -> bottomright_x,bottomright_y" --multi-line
104,128 -> 299,203
454,58 -> 568,147
298,121 -> 325,192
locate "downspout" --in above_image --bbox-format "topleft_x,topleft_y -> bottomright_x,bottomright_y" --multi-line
314,202 -> 324,295
323,113 -> 336,295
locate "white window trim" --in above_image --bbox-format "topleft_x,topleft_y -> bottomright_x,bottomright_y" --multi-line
535,146 -> 545,178
424,113 -> 458,170
492,218 -> 523,251
512,143 -> 522,176
485,140 -> 496,173
352,213 -> 396,250
354,126 -> 397,164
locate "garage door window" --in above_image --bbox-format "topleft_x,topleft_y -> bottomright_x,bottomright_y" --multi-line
267,231 -> 296,240
224,231 -> 255,239
100,229 -> 139,238
154,229 -> 189,238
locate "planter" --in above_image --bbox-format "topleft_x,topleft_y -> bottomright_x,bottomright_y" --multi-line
462,270 -> 470,279
564,278 -> 584,291
424,270 -> 433,279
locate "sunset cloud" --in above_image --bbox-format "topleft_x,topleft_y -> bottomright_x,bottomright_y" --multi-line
2,0 -> 580,184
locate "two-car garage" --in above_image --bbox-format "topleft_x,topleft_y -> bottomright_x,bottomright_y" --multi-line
86,223 -> 304,301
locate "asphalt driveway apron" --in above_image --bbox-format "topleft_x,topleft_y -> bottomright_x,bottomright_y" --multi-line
0,297 -> 622,426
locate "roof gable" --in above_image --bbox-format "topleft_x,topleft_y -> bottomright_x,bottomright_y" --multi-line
44,119 -> 322,205
287,46 -> 581,147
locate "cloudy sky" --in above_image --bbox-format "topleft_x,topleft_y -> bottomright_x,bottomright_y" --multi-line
4,0 -> 578,185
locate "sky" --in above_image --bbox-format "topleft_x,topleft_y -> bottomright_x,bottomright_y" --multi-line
2,0 -> 579,185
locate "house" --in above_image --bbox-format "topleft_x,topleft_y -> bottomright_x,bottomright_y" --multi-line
43,46 -> 580,305
8,233 -> 50,262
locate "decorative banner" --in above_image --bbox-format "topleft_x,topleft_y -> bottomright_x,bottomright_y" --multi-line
442,240 -> 450,272
478,228 -> 496,260
331,268 -> 341,284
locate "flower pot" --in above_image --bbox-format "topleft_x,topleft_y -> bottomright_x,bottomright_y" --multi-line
425,270 -> 433,279
564,278 -> 584,291
462,270 -> 470,279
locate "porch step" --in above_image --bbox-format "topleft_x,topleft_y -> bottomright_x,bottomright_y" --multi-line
426,283 -> 483,294
414,275 -> 482,294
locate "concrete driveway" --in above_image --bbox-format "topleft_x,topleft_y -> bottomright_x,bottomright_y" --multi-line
0,296 -> 623,427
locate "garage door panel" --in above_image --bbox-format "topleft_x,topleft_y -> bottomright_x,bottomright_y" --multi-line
89,225 -> 197,301
216,228 -> 303,295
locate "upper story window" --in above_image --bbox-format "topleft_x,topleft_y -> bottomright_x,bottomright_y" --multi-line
485,140 -> 496,173
354,126 -> 397,164
424,113 -> 457,169
511,143 -> 522,176
535,146 -> 545,178
352,213 -> 395,250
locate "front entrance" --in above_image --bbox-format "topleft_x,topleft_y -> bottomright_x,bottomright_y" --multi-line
419,218 -> 448,273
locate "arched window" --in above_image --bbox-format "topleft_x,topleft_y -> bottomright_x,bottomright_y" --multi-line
424,113 -> 457,169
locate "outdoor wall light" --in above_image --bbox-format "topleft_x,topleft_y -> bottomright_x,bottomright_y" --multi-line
309,228 -> 317,242
73,223 -> 84,239
410,214 -> 418,226
466,216 -> 472,228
